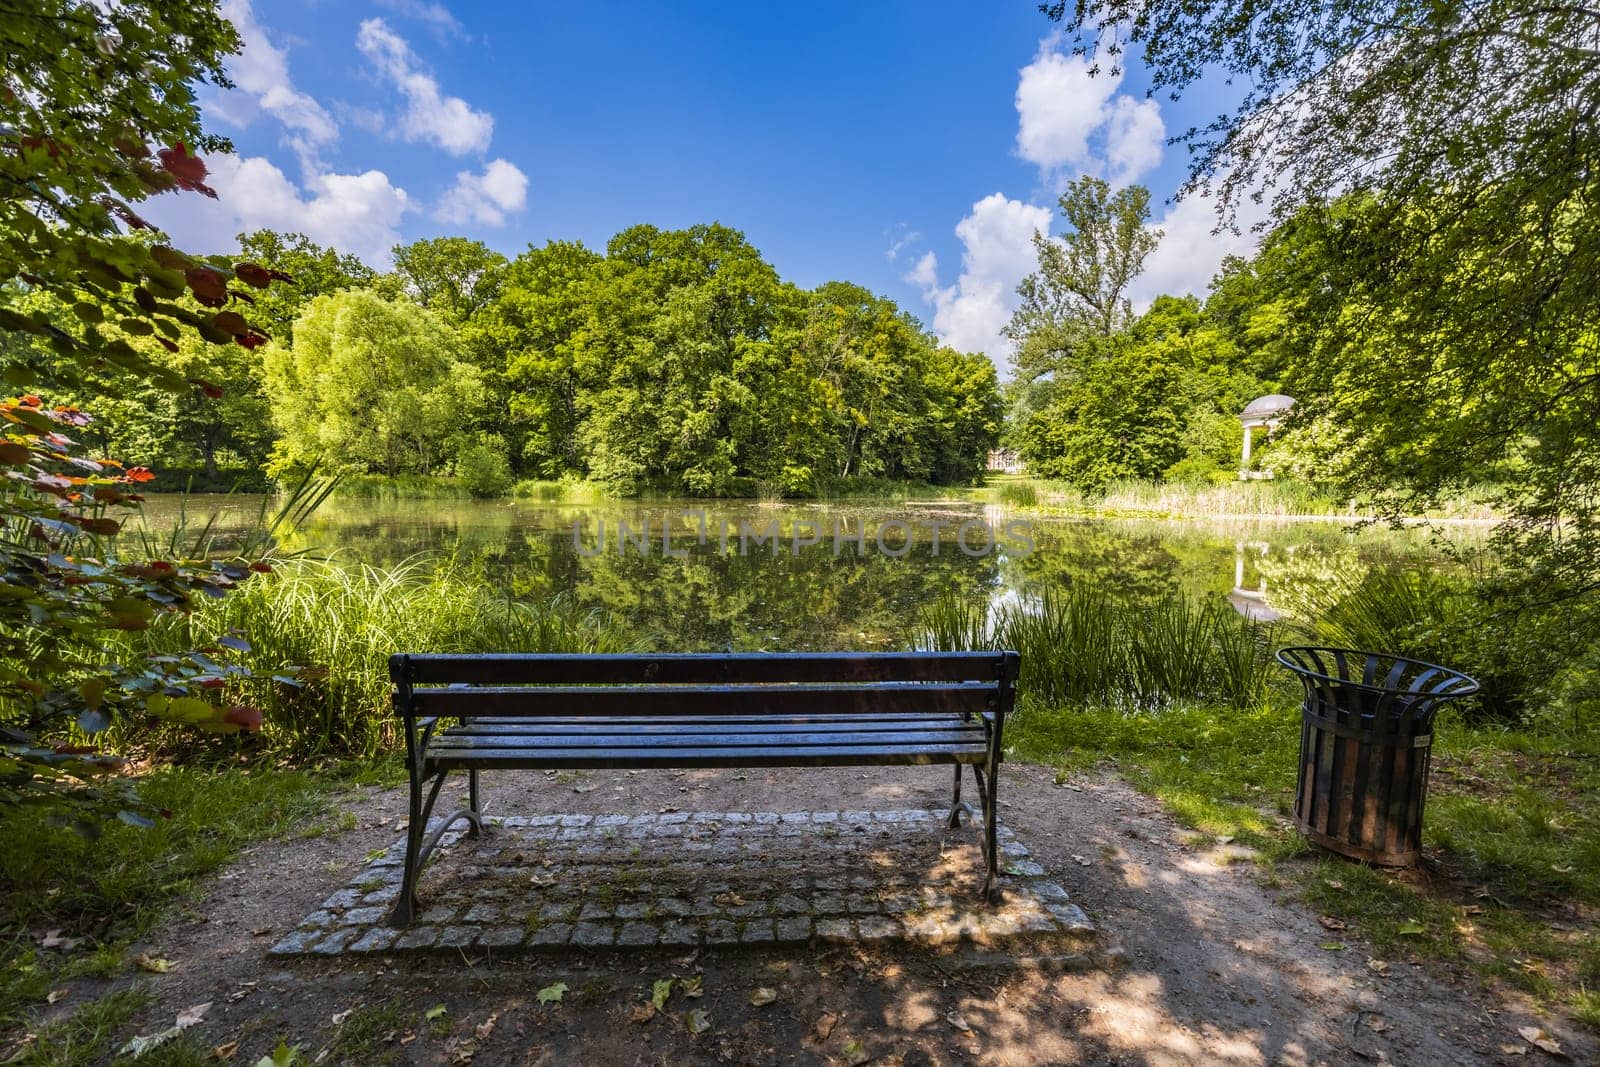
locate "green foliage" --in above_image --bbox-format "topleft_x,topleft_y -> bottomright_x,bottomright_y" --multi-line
480,228 -> 1001,495
1007,176 -> 1160,390
392,236 -> 507,327
918,586 -> 1280,710
263,289 -> 487,478
1268,562 -> 1573,722
0,400 -> 279,821
137,558 -> 635,756
455,435 -> 513,498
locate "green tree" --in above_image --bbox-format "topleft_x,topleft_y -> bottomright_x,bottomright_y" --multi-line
1,0 -> 294,815
264,290 -> 486,477
1005,177 -> 1160,394
392,236 -> 508,327
1044,0 -> 1600,605
235,229 -> 376,342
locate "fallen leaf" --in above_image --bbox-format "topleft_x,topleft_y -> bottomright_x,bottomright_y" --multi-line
1319,941 -> 1345,951
1325,879 -> 1345,890
46,989 -> 68,1004
686,1008 -> 710,1035
475,1012 -> 498,1040
537,981 -> 567,1005
1367,1016 -> 1389,1033
1070,854 -> 1091,866
681,976 -> 703,999
425,1004 -> 448,1022
332,1008 -> 355,1025
120,1027 -> 182,1056
175,1001 -> 211,1029
1518,1027 -> 1566,1057
133,953 -> 174,973
748,987 -> 778,1007
451,1038 -> 477,1063
40,930 -> 82,951
1318,916 -> 1348,931
1396,921 -> 1426,937
842,1038 -> 872,1065
631,1002 -> 657,1024
1365,958 -> 1391,976
249,926 -> 273,937
212,1039 -> 239,1060
652,978 -> 674,1010
1499,1042 -> 1528,1056
811,1012 -> 839,1041
572,784 -> 596,793
946,1010 -> 973,1032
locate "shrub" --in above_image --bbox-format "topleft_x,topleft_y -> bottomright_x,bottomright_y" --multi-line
455,437 -> 513,498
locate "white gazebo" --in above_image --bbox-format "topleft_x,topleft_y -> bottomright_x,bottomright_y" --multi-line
1239,393 -> 1295,479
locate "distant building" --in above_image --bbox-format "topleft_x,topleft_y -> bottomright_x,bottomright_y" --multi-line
987,449 -> 1024,474
1239,394 -> 1295,480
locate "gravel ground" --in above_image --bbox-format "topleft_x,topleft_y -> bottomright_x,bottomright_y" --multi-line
18,762 -> 1596,1065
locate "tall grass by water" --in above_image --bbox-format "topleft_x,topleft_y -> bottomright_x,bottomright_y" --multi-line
134,558 -> 634,756
917,586 -> 1281,711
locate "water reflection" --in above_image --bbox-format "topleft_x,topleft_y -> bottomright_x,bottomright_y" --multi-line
131,496 -> 1475,650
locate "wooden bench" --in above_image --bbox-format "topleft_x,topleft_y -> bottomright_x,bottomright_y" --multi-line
387,650 -> 1020,925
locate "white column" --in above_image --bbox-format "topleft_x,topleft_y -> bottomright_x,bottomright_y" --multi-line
1241,423 -> 1253,465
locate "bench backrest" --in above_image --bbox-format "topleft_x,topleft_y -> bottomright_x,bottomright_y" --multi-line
391,652 -> 1020,719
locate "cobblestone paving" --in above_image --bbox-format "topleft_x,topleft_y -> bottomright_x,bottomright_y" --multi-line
270,809 -> 1094,956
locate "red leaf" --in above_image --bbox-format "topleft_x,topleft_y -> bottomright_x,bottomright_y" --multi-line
79,517 -> 122,536
212,311 -> 247,335
185,268 -> 229,305
222,705 -> 264,731
233,263 -> 272,289
151,246 -> 193,272
248,561 -> 273,573
236,329 -> 270,350
156,337 -> 179,354
123,466 -> 156,484
157,144 -> 217,197
20,395 -> 41,407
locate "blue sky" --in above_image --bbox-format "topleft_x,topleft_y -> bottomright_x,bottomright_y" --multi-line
145,0 -> 1260,367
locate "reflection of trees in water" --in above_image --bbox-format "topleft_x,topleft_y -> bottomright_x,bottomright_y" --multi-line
135,497 -> 1468,647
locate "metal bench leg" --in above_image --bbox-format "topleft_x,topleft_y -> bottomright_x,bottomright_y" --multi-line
946,763 -> 963,828
391,766 -> 427,926
467,768 -> 484,838
979,761 -> 1003,905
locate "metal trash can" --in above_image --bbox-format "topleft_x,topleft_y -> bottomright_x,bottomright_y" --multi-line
1276,647 -> 1479,866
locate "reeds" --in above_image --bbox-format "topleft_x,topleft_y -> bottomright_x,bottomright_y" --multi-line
917,586 -> 1279,711
135,558 -> 634,756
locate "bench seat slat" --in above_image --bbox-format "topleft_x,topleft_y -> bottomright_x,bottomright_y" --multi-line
429,727 -> 985,750
446,715 -> 982,736
425,743 -> 986,770
409,683 -> 994,718
398,651 -> 1007,686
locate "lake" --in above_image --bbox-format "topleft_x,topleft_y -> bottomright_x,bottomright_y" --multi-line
133,495 -> 1478,651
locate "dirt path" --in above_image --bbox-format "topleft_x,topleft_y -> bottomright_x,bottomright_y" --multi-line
30,764 -> 1596,1065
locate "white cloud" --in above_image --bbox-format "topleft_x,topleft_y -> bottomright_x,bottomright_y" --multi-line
884,225 -> 921,264
1129,187 -> 1270,308
375,0 -> 467,40
907,194 -> 1052,359
357,18 -> 493,156
435,158 -> 528,225
1013,37 -> 1165,184
216,0 -> 338,170
1104,97 -> 1165,186
142,154 -> 409,267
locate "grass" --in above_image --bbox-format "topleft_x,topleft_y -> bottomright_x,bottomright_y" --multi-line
979,473 -> 1501,521
0,767 -> 338,1047
918,586 -> 1282,710
1007,694 -> 1600,1028
130,557 -> 637,757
